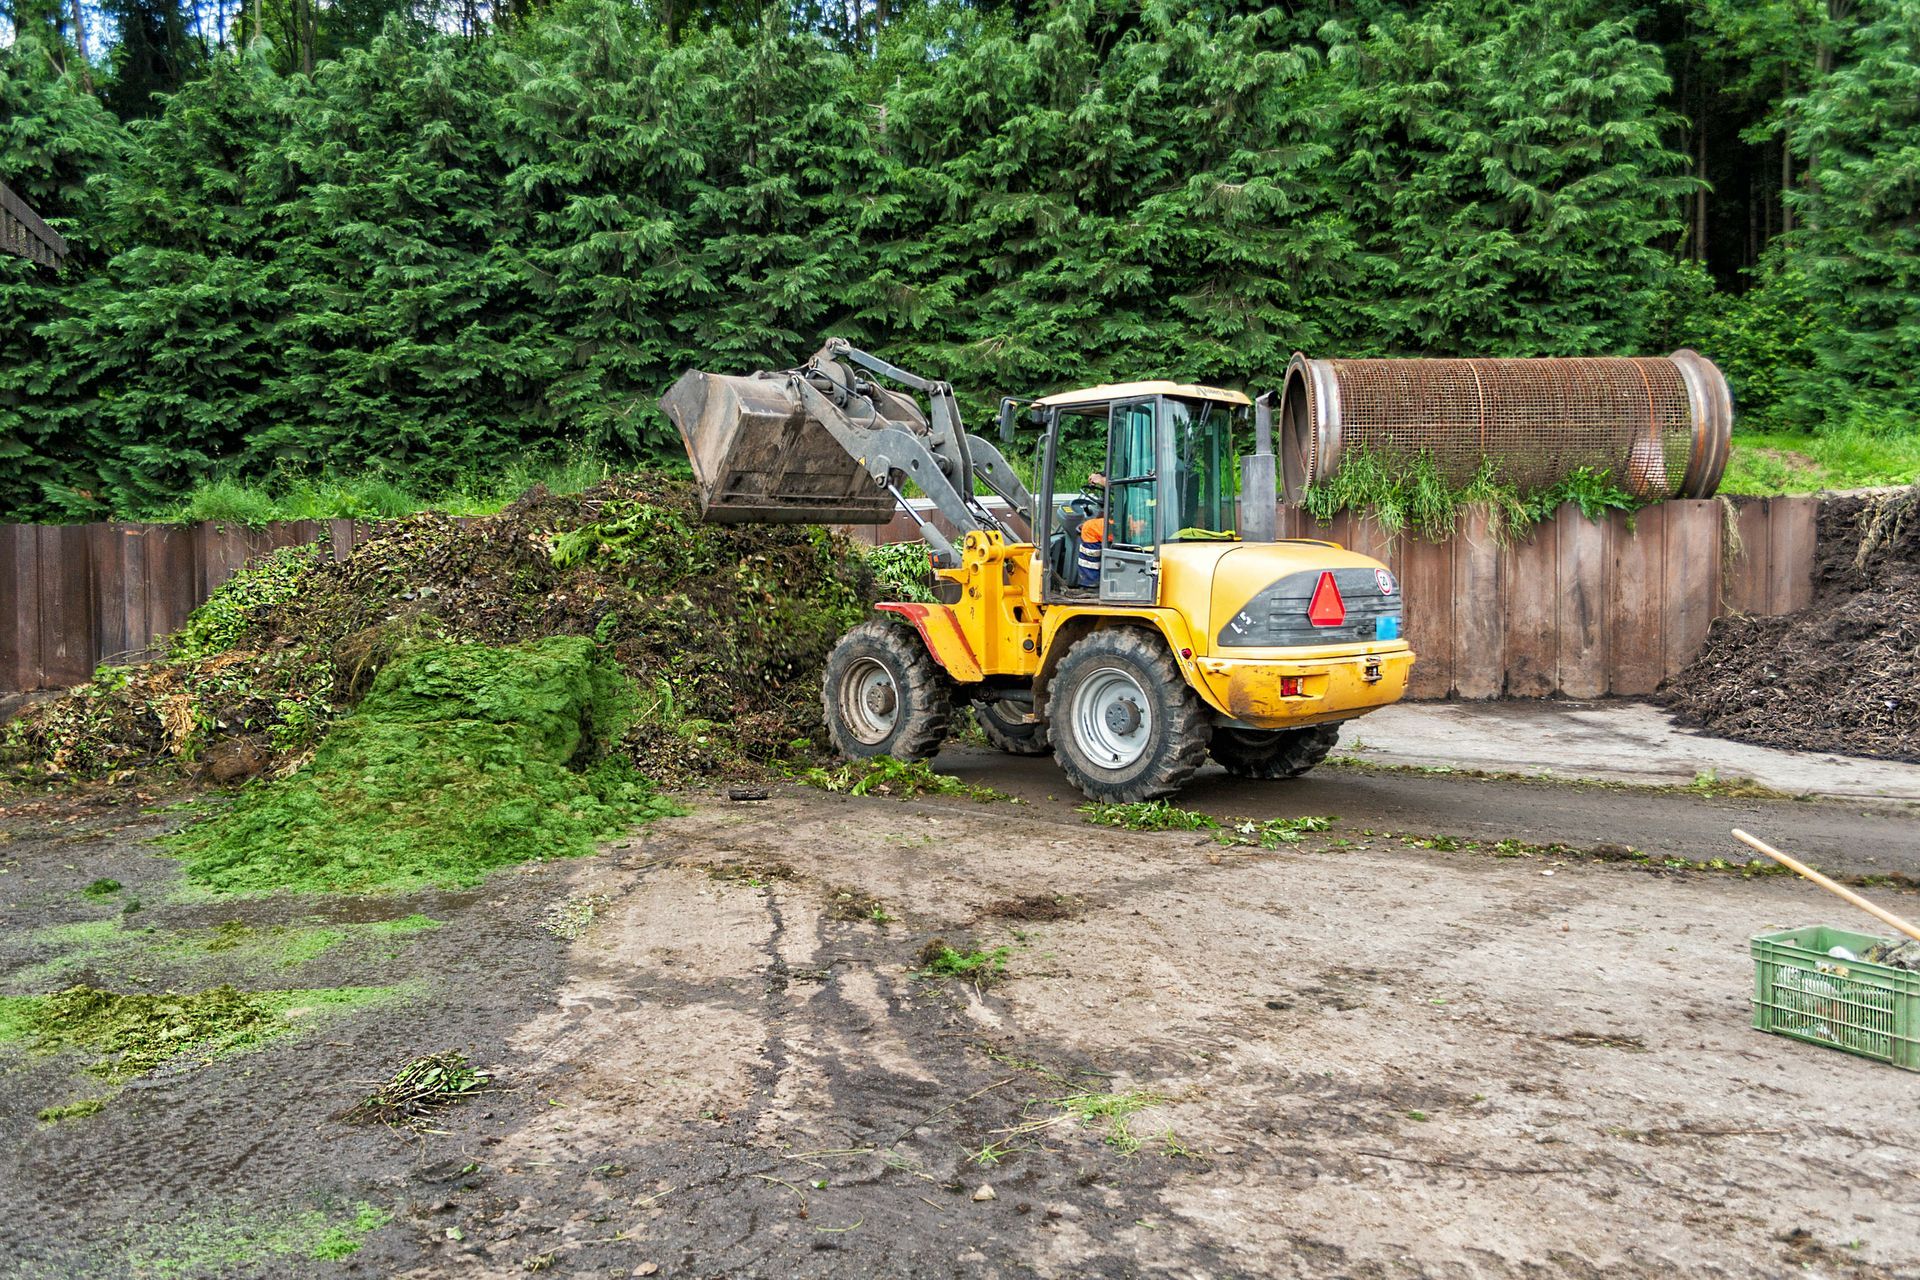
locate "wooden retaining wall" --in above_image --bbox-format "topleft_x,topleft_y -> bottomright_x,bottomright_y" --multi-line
850,495 -> 1818,700
0,519 -> 382,692
0,496 -> 1815,700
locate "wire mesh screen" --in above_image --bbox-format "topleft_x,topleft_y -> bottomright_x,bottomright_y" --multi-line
1280,351 -> 1732,501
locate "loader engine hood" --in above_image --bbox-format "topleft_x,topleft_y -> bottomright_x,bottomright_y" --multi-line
1218,564 -> 1401,647
1189,542 -> 1404,653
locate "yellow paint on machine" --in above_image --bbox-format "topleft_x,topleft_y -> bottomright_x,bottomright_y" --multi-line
898,529 -> 1415,731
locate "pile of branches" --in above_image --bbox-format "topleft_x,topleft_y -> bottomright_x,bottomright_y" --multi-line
4,473 -> 879,786
342,1051 -> 493,1131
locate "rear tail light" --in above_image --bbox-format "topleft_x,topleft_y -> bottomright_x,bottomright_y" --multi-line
1307,571 -> 1346,627
1279,676 -> 1303,697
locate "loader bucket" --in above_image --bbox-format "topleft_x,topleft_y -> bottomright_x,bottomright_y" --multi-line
659,369 -> 897,524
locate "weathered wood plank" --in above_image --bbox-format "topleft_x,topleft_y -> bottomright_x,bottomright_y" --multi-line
1400,535 -> 1452,699
144,524 -> 195,655
1555,505 -> 1608,699
1664,500 -> 1720,679
1605,505 -> 1665,695
0,526 -> 40,692
86,523 -> 134,668
37,524 -> 94,687
1502,519 -> 1558,698
1724,497 -> 1771,616
1450,506 -> 1505,699
1274,503 -> 1304,541
1767,493 -> 1817,615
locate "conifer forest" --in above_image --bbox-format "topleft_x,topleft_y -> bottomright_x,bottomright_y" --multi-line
3,0 -> 1916,520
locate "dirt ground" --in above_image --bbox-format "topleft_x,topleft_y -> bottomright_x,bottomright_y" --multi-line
3,755 -> 1919,1279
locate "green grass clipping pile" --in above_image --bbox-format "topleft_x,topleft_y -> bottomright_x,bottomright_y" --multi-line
165,636 -> 680,894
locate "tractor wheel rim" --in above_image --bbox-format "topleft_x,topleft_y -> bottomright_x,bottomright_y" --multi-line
1074,665 -> 1152,770
841,657 -> 899,745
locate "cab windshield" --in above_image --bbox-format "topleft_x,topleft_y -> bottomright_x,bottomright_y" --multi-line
1168,397 -> 1242,540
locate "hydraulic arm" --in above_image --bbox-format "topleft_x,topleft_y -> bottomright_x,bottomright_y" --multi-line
661,337 -> 1034,567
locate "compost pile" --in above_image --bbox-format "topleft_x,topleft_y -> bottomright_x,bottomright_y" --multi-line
1663,485 -> 1920,762
5,474 -> 879,785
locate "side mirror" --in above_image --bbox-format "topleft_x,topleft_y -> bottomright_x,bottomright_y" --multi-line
998,397 -> 1019,444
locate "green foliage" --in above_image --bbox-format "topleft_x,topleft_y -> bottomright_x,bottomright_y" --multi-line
81,878 -> 123,898
1303,452 -> 1469,542
169,543 -> 325,661
864,542 -> 938,603
1305,452 -> 1643,540
0,0 -> 1748,523
799,755 -> 1008,802
163,637 -> 683,894
120,1200 -> 393,1274
1048,1088 -> 1170,1155
1522,466 -> 1641,525
1077,800 -> 1217,832
5,0 -> 1916,518
37,1097 -> 108,1123
2,982 -> 392,1080
551,502 -> 717,587
1785,0 -> 1920,426
1721,425 -> 1920,495
916,940 -> 1011,985
1220,815 -> 1334,849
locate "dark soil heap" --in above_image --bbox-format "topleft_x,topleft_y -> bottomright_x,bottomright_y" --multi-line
1663,485 -> 1920,762
5,474 -> 878,785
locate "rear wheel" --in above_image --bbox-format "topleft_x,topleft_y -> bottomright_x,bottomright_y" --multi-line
971,700 -> 1050,756
822,620 -> 951,761
1049,629 -> 1209,803
1209,723 -> 1342,780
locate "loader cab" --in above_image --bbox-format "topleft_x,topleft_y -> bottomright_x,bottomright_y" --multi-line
1030,383 -> 1252,604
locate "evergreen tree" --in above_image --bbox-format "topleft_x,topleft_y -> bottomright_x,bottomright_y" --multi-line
1788,0 -> 1920,423
0,36 -> 128,518
75,48 -> 295,511
262,28 -> 537,482
1330,0 -> 1694,355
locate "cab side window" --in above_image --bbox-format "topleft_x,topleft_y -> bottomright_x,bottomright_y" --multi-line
1106,401 -> 1157,548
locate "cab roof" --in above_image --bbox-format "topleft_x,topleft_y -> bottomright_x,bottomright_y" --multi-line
1032,381 -> 1252,411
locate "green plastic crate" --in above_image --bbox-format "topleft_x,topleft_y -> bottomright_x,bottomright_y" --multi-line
1751,926 -> 1920,1071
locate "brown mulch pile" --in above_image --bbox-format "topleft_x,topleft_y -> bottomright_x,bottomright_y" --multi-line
4,473 -> 879,785
1661,485 -> 1920,762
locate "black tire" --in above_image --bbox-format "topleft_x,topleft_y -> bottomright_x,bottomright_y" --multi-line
822,620 -> 952,761
1209,723 -> 1342,780
1048,628 -> 1210,803
972,700 -> 1050,756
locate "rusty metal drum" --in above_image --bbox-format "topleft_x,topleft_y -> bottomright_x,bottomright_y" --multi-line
1278,350 -> 1733,501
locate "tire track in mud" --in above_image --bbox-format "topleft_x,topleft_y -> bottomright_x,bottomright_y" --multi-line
425,806 -> 1248,1278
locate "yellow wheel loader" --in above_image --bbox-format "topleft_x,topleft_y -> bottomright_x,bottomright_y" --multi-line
660,338 -> 1414,802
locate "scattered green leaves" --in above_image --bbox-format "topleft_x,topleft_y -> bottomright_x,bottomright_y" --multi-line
1077,800 -> 1217,832
800,756 -> 1009,802
1219,815 -> 1334,849
916,939 -> 1011,987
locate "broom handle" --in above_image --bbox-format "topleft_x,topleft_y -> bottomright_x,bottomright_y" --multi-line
1733,829 -> 1920,946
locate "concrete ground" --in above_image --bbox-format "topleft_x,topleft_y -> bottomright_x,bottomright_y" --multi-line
1337,699 -> 1920,805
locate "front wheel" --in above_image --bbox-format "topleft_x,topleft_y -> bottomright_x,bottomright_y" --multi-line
822,620 -> 952,761
1048,629 -> 1209,803
1209,724 -> 1342,780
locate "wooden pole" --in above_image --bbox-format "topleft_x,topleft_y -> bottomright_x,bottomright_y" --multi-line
1732,829 -> 1920,946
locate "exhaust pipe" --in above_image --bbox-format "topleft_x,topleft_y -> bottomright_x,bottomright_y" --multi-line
1239,390 -> 1279,543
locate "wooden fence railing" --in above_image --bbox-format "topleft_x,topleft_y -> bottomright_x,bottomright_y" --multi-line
1,496 -> 1814,701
